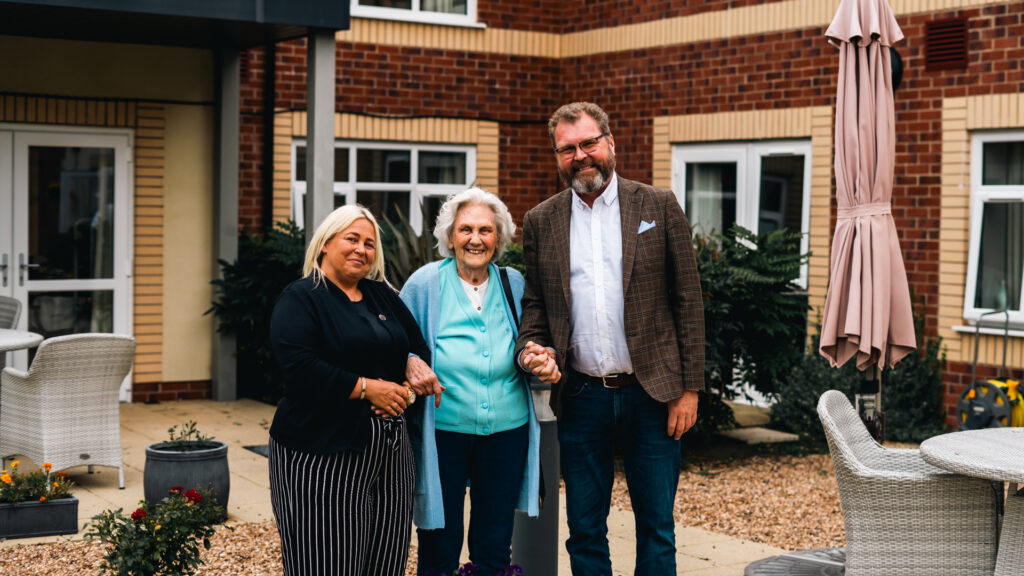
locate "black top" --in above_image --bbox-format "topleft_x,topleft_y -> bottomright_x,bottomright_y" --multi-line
269,275 -> 430,454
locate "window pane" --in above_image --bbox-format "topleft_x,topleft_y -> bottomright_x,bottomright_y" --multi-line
982,141 -> 1024,185
28,146 -> 115,280
420,196 -> 445,234
419,151 -> 467,184
358,190 -> 410,225
685,163 -> 736,235
360,0 -> 412,8
357,150 -> 411,183
295,146 -> 349,182
422,0 -> 467,15
974,202 -> 1024,310
758,155 -> 805,235
28,290 -> 113,338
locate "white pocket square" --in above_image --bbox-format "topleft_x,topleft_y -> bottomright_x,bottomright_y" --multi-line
638,220 -> 656,234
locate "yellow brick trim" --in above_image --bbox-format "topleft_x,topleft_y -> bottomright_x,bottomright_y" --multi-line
0,94 -> 135,127
340,0 -> 1014,57
272,111 -> 501,226
940,92 -> 1024,366
652,106 -> 832,341
133,103 -> 165,383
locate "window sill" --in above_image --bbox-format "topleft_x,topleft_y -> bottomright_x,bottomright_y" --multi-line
350,12 -> 486,29
952,324 -> 1024,338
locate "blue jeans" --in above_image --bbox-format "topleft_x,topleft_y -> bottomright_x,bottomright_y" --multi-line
558,372 -> 681,576
417,424 -> 529,576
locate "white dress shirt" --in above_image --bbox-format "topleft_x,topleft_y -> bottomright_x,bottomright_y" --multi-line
568,173 -> 633,376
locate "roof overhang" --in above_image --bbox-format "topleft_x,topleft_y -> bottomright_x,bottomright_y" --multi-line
0,0 -> 349,49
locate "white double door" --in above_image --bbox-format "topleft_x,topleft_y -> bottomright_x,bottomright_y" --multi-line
0,126 -> 133,400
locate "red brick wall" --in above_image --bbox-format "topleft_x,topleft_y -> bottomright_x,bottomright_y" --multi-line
133,380 -> 212,403
234,3 -> 1024,419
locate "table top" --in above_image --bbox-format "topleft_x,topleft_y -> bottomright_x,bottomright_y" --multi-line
920,428 -> 1024,484
0,328 -> 43,353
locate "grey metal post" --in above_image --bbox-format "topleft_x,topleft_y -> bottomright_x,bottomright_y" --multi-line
304,29 -> 336,241
212,48 -> 239,401
511,388 -> 559,576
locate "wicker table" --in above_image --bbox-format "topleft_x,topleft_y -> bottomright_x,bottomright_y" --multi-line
921,428 -> 1024,576
0,328 -> 43,371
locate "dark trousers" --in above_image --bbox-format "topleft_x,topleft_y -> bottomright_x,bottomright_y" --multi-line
559,371 -> 681,576
268,416 -> 414,576
416,423 -> 529,576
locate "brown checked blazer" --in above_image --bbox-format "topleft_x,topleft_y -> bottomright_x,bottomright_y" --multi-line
515,176 -> 706,417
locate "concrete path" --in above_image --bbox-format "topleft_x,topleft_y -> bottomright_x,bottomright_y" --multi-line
1,399 -> 786,574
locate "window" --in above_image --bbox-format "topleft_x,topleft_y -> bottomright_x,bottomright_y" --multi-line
292,141 -> 475,234
964,132 -> 1024,325
350,0 -> 480,27
673,140 -> 812,286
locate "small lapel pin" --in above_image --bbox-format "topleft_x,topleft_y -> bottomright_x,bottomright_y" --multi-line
378,314 -> 387,322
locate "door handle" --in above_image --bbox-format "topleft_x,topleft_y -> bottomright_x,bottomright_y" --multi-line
18,253 -> 39,286
0,254 -> 7,287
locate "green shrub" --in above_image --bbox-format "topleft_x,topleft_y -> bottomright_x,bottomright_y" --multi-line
208,221 -> 305,403
380,211 -> 439,289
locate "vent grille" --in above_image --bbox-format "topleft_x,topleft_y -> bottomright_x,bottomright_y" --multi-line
926,17 -> 968,71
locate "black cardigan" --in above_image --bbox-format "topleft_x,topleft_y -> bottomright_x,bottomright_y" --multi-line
269,275 -> 430,454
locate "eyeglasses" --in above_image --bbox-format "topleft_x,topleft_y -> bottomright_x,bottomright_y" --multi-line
553,134 -> 608,158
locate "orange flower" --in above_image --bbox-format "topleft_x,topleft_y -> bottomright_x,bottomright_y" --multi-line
10,460 -> 19,468
54,482 -> 60,488
42,463 -> 52,472
1,474 -> 11,484
39,496 -> 46,502
55,471 -> 67,478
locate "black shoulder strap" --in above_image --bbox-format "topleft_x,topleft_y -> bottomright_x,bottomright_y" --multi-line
499,267 -> 519,327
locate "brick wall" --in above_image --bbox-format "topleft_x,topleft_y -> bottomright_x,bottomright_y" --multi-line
132,380 -> 212,403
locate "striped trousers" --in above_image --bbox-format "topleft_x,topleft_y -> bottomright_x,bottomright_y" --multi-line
269,415 -> 414,576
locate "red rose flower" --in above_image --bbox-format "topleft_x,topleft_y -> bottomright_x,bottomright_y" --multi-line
130,508 -> 147,521
168,486 -> 184,495
183,489 -> 202,504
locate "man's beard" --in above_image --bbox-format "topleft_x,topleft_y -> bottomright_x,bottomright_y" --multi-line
559,152 -> 616,195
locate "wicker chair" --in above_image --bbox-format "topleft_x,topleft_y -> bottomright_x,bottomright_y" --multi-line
0,295 -> 20,329
0,333 -> 135,489
817,390 -> 1000,576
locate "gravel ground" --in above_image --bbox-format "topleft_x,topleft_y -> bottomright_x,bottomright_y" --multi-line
0,447 -> 846,574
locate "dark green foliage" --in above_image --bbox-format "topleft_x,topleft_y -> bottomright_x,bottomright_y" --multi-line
495,241 -> 525,275
380,211 -> 439,289
695,225 -> 809,399
769,329 -> 860,442
771,307 -> 948,443
208,221 -> 305,404
883,311 -> 947,442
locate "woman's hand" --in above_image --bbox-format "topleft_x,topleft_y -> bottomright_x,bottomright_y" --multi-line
364,377 -> 410,417
520,341 -> 562,384
405,355 -> 445,408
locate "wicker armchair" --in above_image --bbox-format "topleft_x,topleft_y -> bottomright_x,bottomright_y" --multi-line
0,333 -> 135,489
817,390 -> 1000,576
0,295 -> 20,329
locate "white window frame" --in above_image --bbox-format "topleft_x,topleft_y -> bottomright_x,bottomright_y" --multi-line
672,140 -> 812,288
291,139 -> 476,233
963,130 -> 1024,327
350,0 -> 482,28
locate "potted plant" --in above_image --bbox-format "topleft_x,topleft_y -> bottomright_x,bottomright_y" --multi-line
87,486 -> 222,576
144,421 -> 229,520
0,460 -> 78,539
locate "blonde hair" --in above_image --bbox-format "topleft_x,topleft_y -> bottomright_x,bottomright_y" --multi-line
433,187 -> 516,261
302,205 -> 388,286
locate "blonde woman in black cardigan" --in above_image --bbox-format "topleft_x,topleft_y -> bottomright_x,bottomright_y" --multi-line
269,204 -> 438,576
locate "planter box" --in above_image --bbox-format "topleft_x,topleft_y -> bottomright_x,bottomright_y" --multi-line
0,497 -> 79,539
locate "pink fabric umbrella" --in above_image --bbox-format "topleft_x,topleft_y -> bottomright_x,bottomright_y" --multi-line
819,0 -> 916,371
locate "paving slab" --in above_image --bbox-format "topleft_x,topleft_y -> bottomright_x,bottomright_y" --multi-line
717,427 -> 799,445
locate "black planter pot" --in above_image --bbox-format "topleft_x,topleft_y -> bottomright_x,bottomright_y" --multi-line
144,441 -> 230,519
0,496 -> 79,539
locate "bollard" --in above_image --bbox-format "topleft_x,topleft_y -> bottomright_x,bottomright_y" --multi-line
511,388 -> 559,576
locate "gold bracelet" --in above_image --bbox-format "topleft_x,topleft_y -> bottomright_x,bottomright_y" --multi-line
359,377 -> 367,400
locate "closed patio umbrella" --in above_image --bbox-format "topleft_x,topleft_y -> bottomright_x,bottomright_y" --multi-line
819,0 -> 916,377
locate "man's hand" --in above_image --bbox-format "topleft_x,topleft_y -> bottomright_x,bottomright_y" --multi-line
519,341 -> 561,384
405,355 -> 445,408
667,390 -> 699,440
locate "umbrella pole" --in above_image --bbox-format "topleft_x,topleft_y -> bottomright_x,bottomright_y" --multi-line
856,366 -> 886,443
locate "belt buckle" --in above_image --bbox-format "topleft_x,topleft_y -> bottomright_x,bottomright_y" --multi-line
601,375 -> 620,389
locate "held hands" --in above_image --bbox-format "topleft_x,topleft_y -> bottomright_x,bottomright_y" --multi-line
364,377 -> 411,418
519,341 -> 562,384
405,355 -> 445,408
667,390 -> 699,440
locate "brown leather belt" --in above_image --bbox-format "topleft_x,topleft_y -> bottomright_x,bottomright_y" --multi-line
576,371 -> 638,389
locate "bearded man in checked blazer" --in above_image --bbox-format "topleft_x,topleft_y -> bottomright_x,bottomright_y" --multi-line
516,102 -> 705,575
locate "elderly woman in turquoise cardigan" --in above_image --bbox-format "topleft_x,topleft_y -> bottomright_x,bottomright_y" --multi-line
400,188 -> 544,576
